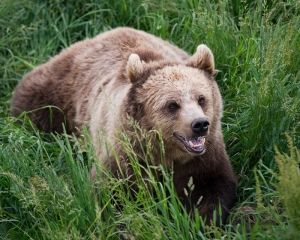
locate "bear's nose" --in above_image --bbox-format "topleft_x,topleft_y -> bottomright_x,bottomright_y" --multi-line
191,118 -> 210,134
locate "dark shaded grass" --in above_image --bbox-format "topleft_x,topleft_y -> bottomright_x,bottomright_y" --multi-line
1,0 -> 300,239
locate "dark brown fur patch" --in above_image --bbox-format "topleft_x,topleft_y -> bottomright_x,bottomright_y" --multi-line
134,48 -> 163,63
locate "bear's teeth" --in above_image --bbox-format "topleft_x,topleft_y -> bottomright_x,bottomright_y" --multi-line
188,140 -> 202,147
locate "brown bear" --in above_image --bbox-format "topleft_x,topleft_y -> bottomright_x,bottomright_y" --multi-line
11,27 -> 237,223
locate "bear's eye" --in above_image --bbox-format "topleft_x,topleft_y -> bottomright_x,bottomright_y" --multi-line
167,101 -> 180,113
198,96 -> 206,107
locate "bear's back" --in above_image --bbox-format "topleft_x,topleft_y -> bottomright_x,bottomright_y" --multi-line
10,27 -> 189,133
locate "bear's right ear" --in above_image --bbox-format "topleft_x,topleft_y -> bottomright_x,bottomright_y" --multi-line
126,53 -> 144,82
187,44 -> 216,76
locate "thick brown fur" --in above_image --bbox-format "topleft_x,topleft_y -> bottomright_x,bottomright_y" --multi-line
11,27 -> 236,223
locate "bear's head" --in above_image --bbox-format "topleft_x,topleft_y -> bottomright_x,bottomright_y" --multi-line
126,45 -> 223,164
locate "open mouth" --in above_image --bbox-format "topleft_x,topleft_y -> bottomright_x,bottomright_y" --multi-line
173,132 -> 206,154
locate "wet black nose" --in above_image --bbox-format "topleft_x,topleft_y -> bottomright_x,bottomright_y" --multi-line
191,118 -> 209,134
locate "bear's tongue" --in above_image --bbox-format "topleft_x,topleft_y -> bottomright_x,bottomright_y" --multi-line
185,137 -> 205,152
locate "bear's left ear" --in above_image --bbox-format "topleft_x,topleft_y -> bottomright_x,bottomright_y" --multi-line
126,53 -> 144,83
187,44 -> 216,76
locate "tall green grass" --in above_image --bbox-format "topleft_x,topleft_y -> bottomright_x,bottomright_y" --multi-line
1,0 -> 300,239
276,137 -> 300,239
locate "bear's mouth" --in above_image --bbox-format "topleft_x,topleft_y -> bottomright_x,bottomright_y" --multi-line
173,132 -> 206,155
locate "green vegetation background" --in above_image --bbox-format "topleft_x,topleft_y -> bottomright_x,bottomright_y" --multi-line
0,0 -> 300,239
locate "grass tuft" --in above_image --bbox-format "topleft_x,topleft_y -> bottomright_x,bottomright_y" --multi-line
275,136 -> 300,239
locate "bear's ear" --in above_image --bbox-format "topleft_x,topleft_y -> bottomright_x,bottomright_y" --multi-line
126,53 -> 144,82
187,44 -> 216,76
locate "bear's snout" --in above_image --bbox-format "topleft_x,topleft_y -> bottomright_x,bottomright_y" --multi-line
191,118 -> 209,135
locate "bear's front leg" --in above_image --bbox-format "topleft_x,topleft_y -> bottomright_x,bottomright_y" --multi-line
197,176 -> 237,225
178,174 -> 237,225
